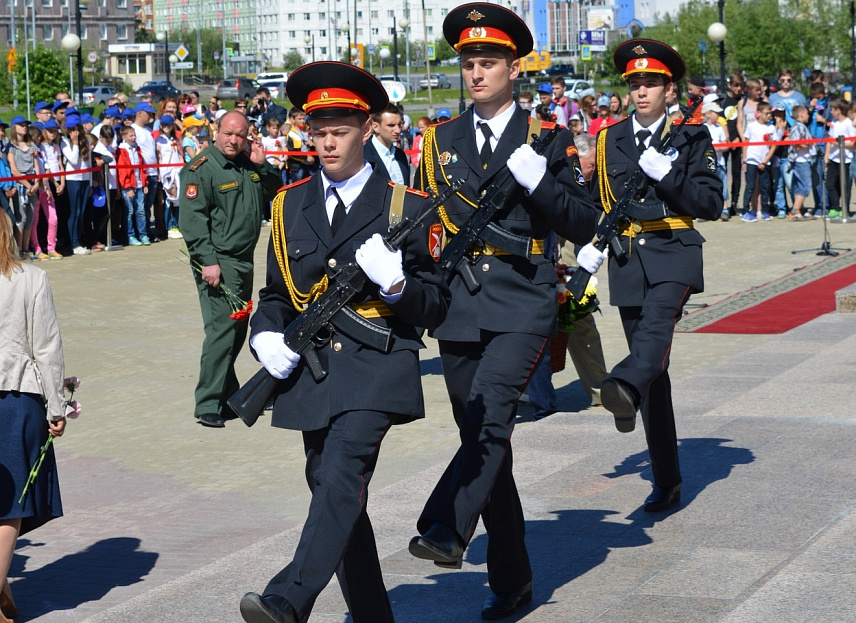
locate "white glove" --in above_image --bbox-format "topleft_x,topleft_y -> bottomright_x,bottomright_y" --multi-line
576,243 -> 609,274
355,233 -> 405,294
252,331 -> 301,380
638,146 -> 673,182
507,144 -> 547,194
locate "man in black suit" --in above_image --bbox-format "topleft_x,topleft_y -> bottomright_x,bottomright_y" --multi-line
408,3 -> 597,619
363,104 -> 410,184
578,39 -> 722,513
239,62 -> 450,623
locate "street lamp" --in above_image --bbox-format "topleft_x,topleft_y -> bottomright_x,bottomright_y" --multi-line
62,0 -> 89,105
379,46 -> 390,75
399,18 -> 410,92
707,1 -> 727,95
392,15 -> 400,82
339,21 -> 351,63
156,30 -> 170,85
304,34 -> 316,62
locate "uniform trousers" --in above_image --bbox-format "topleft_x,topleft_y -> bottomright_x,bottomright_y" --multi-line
608,281 -> 691,489
192,255 -> 253,417
264,409 -> 396,623
419,331 -> 546,593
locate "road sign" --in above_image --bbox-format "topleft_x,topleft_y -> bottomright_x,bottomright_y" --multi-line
175,44 -> 190,61
6,47 -> 16,63
87,51 -> 98,64
579,30 -> 606,52
581,44 -> 592,61
426,44 -> 436,61
171,61 -> 194,70
225,47 -> 233,57
214,50 -> 220,60
380,80 -> 407,103
7,61 -> 16,74
368,43 -> 375,53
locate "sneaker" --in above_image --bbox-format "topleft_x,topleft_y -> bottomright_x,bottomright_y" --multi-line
167,228 -> 183,239
73,246 -> 91,255
36,252 -> 50,260
48,251 -> 63,260
777,210 -> 787,219
128,236 -> 143,246
787,212 -> 803,221
140,235 -> 151,246
741,213 -> 758,222
721,210 -> 731,221
826,209 -> 842,220
760,212 -> 773,221
804,211 -> 815,220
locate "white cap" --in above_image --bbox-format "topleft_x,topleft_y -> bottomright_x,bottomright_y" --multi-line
702,102 -> 723,114
215,109 -> 228,120
702,93 -> 720,105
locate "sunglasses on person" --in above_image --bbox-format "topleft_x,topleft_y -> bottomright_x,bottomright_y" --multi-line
236,104 -> 247,109
779,77 -> 793,84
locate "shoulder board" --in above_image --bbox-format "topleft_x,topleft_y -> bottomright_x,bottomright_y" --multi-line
387,180 -> 429,198
672,116 -> 704,126
187,155 -> 207,172
280,176 -> 313,192
530,119 -> 557,130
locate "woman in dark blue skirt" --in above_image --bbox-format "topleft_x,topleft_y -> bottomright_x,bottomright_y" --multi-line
0,211 -> 69,622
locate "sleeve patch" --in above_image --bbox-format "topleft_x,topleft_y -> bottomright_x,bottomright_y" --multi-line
185,184 -> 198,199
705,149 -> 717,172
566,145 -> 578,158
429,222 -> 444,262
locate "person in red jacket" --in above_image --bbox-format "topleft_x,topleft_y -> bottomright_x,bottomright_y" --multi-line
116,125 -> 149,246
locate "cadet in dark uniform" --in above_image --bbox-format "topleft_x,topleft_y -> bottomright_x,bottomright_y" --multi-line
239,62 -> 449,623
579,40 -> 722,512
179,111 -> 282,428
407,4 -> 597,619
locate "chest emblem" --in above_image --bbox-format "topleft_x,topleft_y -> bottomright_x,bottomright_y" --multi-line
438,151 -> 452,165
219,181 -> 239,191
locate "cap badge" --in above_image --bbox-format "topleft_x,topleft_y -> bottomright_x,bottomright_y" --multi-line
634,58 -> 649,69
321,91 -> 329,99
632,45 -> 647,55
466,9 -> 485,22
438,151 -> 452,165
469,27 -> 486,39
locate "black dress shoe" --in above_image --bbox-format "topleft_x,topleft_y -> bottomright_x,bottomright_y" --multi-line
195,412 -> 226,428
239,592 -> 298,623
601,379 -> 638,433
644,483 -> 681,512
481,582 -> 532,620
408,522 -> 464,569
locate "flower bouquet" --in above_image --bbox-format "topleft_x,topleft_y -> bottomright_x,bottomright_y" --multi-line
18,377 -> 81,504
550,265 -> 601,374
179,248 -> 253,321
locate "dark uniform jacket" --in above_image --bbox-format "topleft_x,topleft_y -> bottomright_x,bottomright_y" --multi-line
363,138 -> 410,183
416,105 -> 598,341
179,147 -> 282,265
591,116 -> 722,306
250,168 -> 450,431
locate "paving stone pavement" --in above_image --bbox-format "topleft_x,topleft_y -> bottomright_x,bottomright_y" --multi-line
7,218 -> 856,622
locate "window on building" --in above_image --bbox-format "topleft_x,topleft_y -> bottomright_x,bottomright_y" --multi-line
320,46 -> 327,55
388,27 -> 394,35
117,53 -> 146,74
60,0 -> 68,7
387,10 -> 393,17
117,24 -> 128,40
425,8 -> 432,16
319,29 -> 326,37
370,10 -> 377,18
319,12 -> 325,19
43,24 -> 53,40
116,0 -> 127,8
287,13 -> 294,20
356,27 -> 362,36
61,24 -> 69,37
41,0 -> 52,7
427,26 -> 433,34
100,24 -> 107,40
80,25 -> 87,40
288,30 -> 295,38
356,10 -> 361,18
441,8 -> 448,15
304,12 -> 310,19
371,27 -> 378,35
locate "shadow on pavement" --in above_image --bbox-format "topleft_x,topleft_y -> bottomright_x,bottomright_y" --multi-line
9,536 -> 158,620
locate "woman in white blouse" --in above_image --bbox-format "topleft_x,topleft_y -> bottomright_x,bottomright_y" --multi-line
61,115 -> 92,255
0,212 -> 67,622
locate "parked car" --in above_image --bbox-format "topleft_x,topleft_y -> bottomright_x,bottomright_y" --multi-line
256,71 -> 288,83
540,63 -> 575,77
259,80 -> 287,100
216,77 -> 260,100
562,78 -> 596,101
82,86 -> 118,105
419,73 -> 452,90
132,83 -> 181,102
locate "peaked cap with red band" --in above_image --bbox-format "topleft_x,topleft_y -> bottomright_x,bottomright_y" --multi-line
286,61 -> 389,120
614,39 -> 685,83
443,2 -> 533,59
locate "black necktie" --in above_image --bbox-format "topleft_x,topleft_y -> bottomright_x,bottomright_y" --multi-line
636,129 -> 651,154
330,187 -> 346,235
479,122 -> 493,168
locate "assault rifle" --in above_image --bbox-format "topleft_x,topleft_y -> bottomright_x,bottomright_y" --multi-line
567,98 -> 703,302
440,127 -> 559,292
227,180 -> 463,427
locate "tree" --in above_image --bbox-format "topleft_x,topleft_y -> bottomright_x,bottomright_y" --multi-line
13,46 -> 70,105
282,51 -> 304,71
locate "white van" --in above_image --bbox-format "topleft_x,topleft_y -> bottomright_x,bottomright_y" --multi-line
255,72 -> 288,83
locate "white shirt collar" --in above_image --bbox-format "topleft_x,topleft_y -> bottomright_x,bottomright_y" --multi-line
472,103 -> 517,143
321,162 -> 373,219
371,134 -> 395,157
631,113 -> 666,146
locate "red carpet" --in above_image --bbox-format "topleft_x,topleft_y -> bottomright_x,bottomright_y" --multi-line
694,263 -> 856,334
